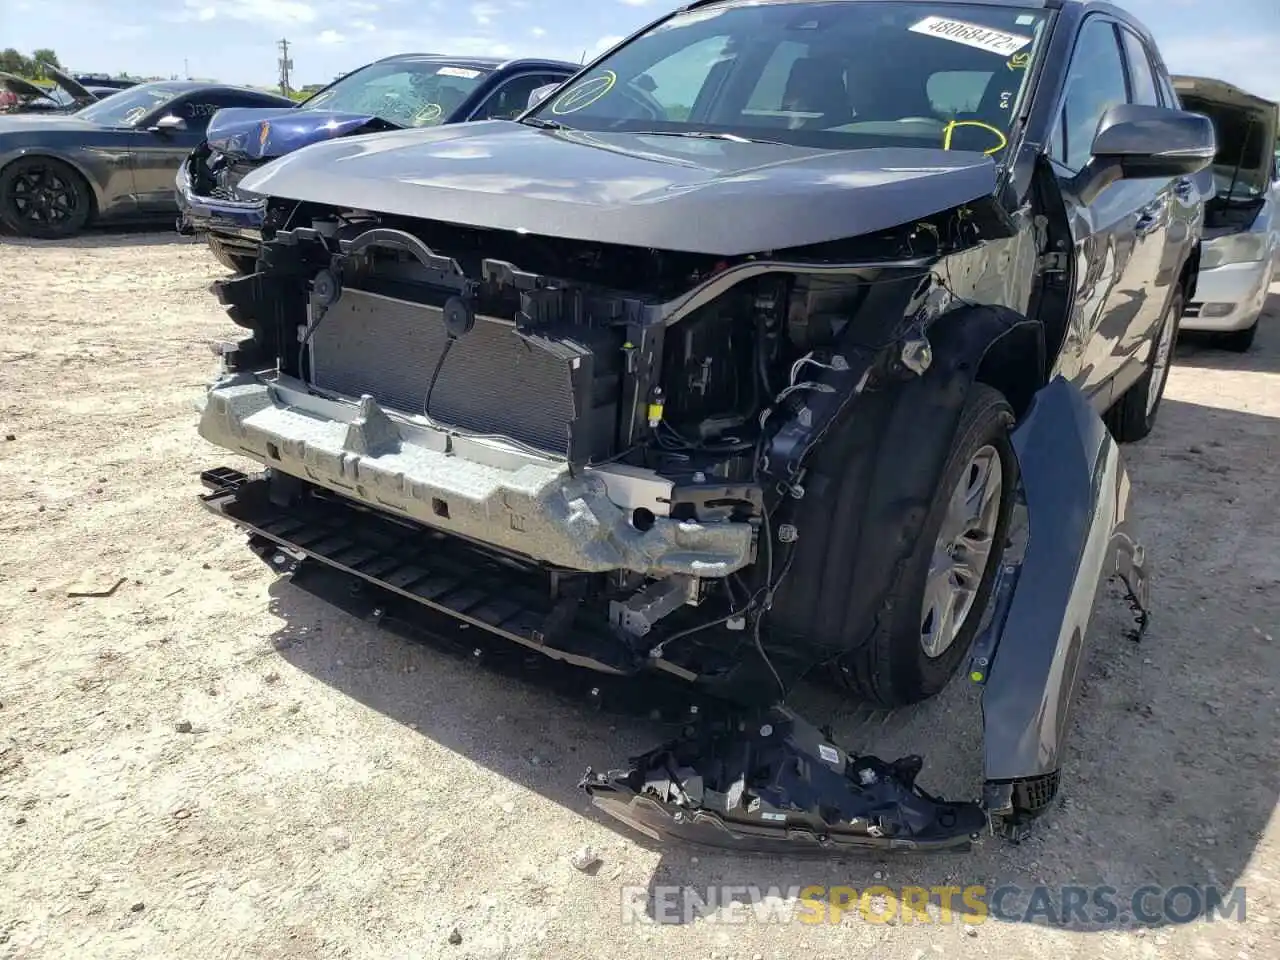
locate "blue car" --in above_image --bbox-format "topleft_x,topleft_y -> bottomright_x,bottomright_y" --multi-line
176,53 -> 578,272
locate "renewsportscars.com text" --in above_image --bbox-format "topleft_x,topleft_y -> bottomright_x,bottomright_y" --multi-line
620,884 -> 1247,927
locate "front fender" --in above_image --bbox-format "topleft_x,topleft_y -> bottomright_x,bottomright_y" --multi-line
973,376 -> 1149,817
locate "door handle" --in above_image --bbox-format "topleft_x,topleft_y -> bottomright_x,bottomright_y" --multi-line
1173,177 -> 1196,201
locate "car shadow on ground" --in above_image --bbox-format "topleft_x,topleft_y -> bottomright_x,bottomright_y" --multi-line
1174,289 -> 1279,375
0,222 -> 193,250
267,388 -> 1278,934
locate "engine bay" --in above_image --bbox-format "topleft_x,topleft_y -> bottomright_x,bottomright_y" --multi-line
204,200 -> 1004,703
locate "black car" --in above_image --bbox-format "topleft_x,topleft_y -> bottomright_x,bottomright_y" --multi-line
195,0 -> 1213,851
0,80 -> 294,238
175,53 -> 580,272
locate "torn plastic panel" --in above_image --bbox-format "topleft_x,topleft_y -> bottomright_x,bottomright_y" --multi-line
582,707 -> 988,852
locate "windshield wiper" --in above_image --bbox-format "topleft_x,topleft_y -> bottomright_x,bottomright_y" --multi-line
520,116 -> 569,131
630,130 -> 784,145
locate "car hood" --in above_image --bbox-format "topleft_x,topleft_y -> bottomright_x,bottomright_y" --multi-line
43,65 -> 98,105
206,106 -> 398,161
0,72 -> 51,102
0,113 -> 105,134
239,121 -> 1000,256
1173,75 -> 1278,196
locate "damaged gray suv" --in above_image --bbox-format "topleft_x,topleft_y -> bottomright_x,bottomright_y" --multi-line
196,0 -> 1215,852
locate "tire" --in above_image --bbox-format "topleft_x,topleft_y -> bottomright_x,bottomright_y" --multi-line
1213,318 -> 1258,353
770,381 -> 1017,707
207,236 -> 257,274
0,156 -> 91,239
1104,286 -> 1183,444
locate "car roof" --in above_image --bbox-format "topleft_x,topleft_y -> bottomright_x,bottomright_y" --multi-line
369,53 -> 579,72
127,79 -> 294,100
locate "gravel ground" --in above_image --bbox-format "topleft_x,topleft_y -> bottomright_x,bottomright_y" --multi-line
0,231 -> 1277,960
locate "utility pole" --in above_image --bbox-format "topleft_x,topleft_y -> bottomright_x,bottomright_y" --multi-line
277,38 -> 293,96
183,58 -> 190,80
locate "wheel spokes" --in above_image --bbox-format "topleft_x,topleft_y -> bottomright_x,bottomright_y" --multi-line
919,443 -> 1004,658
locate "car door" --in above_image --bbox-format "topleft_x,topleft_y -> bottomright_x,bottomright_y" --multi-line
1046,16 -> 1163,406
1111,27 -> 1189,372
129,91 -> 278,212
128,94 -> 210,212
467,72 -> 572,121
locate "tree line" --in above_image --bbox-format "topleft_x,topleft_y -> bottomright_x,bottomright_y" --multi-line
0,48 -> 63,78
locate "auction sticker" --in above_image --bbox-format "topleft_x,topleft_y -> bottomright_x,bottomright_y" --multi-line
437,66 -> 481,79
909,16 -> 1032,56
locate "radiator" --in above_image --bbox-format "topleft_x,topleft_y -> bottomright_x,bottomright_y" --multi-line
309,287 -> 590,455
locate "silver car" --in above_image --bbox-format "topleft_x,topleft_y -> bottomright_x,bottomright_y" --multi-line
1174,76 -> 1279,352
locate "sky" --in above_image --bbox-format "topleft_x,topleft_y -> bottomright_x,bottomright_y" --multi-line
1,0 -> 1277,100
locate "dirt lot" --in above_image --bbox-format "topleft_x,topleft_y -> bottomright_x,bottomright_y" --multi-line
1,231 -> 1277,960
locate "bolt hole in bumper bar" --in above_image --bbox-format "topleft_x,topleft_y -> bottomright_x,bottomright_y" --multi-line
198,377 -> 1149,853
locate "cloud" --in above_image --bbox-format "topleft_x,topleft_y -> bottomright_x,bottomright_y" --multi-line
471,1 -> 499,26
593,35 -> 625,54
181,0 -> 317,24
317,29 -> 344,44
531,27 -> 546,38
619,0 -> 656,5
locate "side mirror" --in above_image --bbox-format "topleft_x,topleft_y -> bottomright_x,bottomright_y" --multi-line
526,83 -> 560,110
149,114 -> 187,134
1075,103 -> 1216,205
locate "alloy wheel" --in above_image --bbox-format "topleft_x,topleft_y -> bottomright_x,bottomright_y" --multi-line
920,443 -> 1004,659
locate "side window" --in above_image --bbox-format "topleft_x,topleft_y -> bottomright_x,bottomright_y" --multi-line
174,93 -> 262,133
165,96 -> 215,133
474,74 -> 565,120
1119,30 -> 1160,106
1049,18 -> 1129,171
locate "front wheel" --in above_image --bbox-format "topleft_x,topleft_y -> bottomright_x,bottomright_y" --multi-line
833,384 -> 1017,705
769,380 -> 1017,707
0,156 -> 91,239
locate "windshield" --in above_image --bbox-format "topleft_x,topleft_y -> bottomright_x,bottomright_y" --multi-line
75,83 -> 184,126
527,0 -> 1049,156
299,60 -> 493,127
